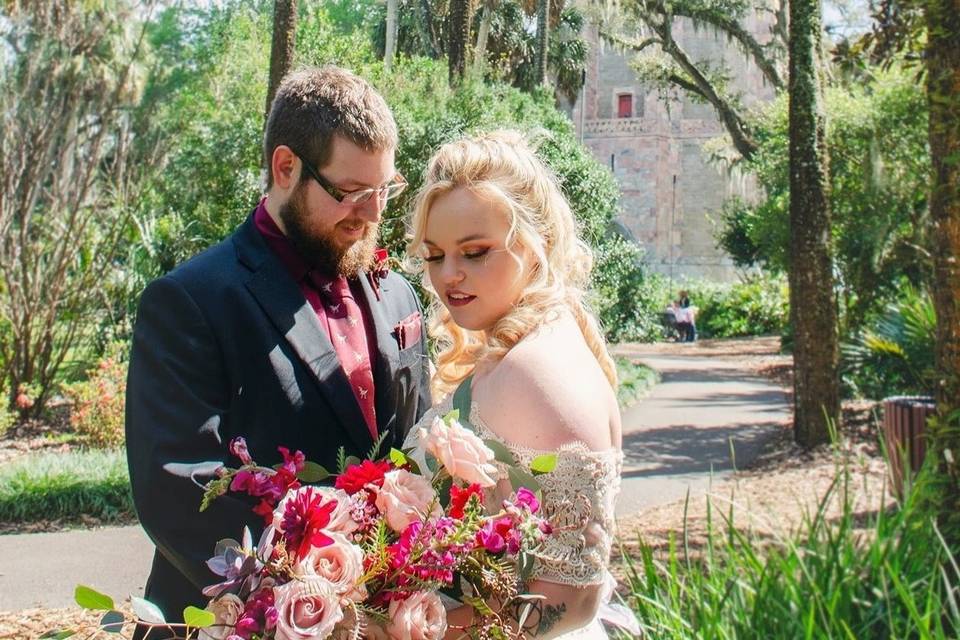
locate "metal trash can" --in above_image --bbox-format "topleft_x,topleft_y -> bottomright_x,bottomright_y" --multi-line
882,395 -> 936,497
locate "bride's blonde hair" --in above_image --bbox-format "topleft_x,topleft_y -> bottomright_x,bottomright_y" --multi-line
406,130 -> 617,396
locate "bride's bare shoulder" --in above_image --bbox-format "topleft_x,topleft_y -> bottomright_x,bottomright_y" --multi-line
473,318 -> 616,451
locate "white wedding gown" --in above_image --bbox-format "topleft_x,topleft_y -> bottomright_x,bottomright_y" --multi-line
404,396 -> 641,639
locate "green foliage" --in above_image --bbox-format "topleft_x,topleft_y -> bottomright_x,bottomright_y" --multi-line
368,0 -> 588,103
622,462 -> 960,638
591,236 -> 669,343
0,403 -> 16,438
63,353 -> 128,449
75,586 -> 115,611
682,275 -> 789,339
615,357 -> 660,408
842,285 -> 937,399
717,66 -> 931,333
0,449 -> 133,524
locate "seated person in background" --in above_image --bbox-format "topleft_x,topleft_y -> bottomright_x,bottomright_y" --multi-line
678,290 -> 697,342
674,301 -> 691,342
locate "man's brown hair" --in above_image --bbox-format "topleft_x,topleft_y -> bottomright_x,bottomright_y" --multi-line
263,66 -> 398,188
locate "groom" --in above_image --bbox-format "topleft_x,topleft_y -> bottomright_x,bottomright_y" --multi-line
125,66 -> 431,627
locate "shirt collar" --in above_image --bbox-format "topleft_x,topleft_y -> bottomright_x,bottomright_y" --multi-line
253,197 -> 310,283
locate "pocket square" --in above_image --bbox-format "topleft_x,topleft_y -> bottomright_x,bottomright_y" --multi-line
394,311 -> 422,350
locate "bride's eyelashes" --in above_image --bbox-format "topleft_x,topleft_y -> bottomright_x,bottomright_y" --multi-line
423,248 -> 491,263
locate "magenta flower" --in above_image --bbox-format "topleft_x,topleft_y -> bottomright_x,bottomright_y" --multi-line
229,437 -> 252,465
514,487 -> 540,514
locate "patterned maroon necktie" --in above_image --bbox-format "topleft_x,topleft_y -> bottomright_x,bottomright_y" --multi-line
311,273 -> 377,440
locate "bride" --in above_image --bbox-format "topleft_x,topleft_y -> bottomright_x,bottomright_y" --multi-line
403,131 -> 638,639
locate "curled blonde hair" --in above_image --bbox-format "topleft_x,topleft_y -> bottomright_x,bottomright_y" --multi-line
406,130 -> 618,395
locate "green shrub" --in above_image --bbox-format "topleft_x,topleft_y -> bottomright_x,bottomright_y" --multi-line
622,462 -> 960,638
0,449 -> 133,524
615,358 -> 660,408
842,285 -> 936,399
683,275 -> 789,339
63,355 -> 128,448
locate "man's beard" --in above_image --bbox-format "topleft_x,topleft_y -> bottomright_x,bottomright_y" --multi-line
279,183 -> 378,278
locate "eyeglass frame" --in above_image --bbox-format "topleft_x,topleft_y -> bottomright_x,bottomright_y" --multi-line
295,152 -> 407,206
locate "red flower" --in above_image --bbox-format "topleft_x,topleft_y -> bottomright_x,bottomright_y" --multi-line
280,487 -> 336,560
367,248 -> 390,300
335,459 -> 393,495
449,483 -> 484,519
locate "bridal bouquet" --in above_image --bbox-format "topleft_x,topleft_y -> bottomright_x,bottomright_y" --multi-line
192,409 -> 555,640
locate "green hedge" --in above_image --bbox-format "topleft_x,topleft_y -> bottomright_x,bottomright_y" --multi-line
0,449 -> 134,524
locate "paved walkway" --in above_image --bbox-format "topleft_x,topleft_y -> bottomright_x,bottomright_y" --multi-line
615,349 -> 790,515
0,346 -> 790,611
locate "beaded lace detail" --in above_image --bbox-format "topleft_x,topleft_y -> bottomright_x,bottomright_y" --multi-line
411,397 -> 623,587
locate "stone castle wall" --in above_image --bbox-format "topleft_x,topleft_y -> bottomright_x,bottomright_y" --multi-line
570,16 -> 776,282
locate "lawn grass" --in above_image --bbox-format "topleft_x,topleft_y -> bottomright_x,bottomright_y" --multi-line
616,356 -> 660,408
0,448 -> 134,525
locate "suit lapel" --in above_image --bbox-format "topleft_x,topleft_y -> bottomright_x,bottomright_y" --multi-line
236,219 -> 374,454
357,273 -> 400,444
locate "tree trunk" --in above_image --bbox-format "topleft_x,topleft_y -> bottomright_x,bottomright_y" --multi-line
535,0 -> 550,86
265,0 -> 298,124
448,0 -> 474,85
925,0 -> 960,541
417,0 -> 440,59
788,0 -> 840,447
384,0 -> 398,72
473,0 -> 494,74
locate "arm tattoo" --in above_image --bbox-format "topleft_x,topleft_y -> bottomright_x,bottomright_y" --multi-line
508,600 -> 567,636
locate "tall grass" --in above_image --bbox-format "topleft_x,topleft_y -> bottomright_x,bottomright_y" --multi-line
619,463 -> 960,638
0,448 -> 134,523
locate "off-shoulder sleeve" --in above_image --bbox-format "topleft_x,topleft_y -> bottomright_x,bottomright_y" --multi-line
470,404 -> 623,587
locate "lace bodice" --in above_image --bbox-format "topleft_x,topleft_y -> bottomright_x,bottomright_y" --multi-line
408,395 -> 623,587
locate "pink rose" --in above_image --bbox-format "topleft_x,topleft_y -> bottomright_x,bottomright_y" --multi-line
273,486 -> 359,536
273,576 -> 344,640
198,593 -> 244,640
375,469 -> 442,533
386,591 -> 447,640
295,532 -> 366,603
418,416 -> 498,487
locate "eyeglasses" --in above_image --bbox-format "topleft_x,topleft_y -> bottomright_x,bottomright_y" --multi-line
296,153 -> 407,205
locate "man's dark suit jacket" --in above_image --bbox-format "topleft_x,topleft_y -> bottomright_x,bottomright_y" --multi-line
125,214 -> 431,622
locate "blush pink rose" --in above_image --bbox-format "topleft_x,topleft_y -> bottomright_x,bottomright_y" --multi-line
295,532 -> 366,603
273,486 -> 359,536
198,593 -> 244,640
272,576 -> 343,640
375,469 -> 442,533
386,591 -> 447,640
418,416 -> 498,487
